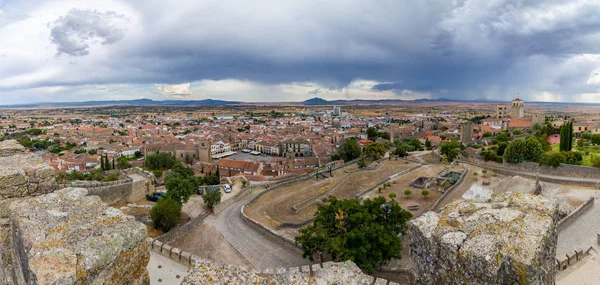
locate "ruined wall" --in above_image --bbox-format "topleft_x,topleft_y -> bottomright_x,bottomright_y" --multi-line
0,140 -> 56,200
56,168 -> 155,205
410,192 -> 559,285
10,188 -> 149,284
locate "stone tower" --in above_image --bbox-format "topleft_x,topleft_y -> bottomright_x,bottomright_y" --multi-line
496,104 -> 507,119
511,98 -> 525,118
460,122 -> 474,146
198,139 -> 212,163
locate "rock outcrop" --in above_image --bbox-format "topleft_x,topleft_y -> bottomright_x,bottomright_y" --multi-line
0,140 -> 55,200
10,188 -> 150,284
182,260 -> 378,285
410,192 -> 559,285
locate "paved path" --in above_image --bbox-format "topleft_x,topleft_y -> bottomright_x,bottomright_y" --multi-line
204,187 -> 311,270
148,251 -> 189,285
557,194 -> 600,257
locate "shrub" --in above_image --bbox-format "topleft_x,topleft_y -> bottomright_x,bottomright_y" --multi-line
404,189 -> 412,197
389,192 -> 397,200
150,197 -> 181,232
481,169 -> 487,176
421,190 -> 429,198
152,170 -> 163,178
539,152 -> 566,168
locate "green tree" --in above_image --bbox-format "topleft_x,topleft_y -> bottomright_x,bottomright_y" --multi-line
440,141 -> 459,162
145,152 -> 177,170
165,176 -> 195,205
117,156 -> 132,169
389,192 -> 397,200
393,143 -> 410,157
421,189 -> 429,198
295,197 -> 412,273
149,197 -> 181,232
539,152 -> 566,168
481,169 -> 487,177
496,132 -> 509,143
404,189 -> 412,197
591,134 -> 600,146
364,142 -> 387,160
366,127 -> 378,141
338,138 -> 363,162
425,138 -> 432,149
203,188 -> 222,210
504,136 -> 544,163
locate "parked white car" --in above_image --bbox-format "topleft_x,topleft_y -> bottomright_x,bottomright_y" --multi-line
223,184 -> 232,193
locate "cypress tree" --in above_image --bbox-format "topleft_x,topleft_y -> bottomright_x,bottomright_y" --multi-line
112,158 -> 115,170
100,155 -> 105,171
569,120 -> 573,151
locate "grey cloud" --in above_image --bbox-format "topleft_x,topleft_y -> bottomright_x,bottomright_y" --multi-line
50,9 -> 127,56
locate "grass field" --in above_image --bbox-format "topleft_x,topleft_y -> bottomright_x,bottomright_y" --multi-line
550,142 -> 597,166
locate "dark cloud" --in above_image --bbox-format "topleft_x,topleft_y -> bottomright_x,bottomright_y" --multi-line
2,0 -> 600,102
50,9 -> 127,56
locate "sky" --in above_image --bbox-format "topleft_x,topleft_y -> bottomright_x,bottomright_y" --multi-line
1,0 -> 600,104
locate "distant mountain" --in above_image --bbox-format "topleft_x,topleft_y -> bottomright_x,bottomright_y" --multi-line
303,97 -> 331,104
0,98 -> 241,108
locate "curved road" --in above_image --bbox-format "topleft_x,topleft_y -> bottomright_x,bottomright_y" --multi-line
203,187 -> 311,270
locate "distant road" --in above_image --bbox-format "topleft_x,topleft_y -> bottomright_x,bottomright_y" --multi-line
203,187 -> 311,270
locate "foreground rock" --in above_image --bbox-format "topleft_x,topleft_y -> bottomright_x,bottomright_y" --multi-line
0,140 -> 55,199
182,260 -> 376,285
10,188 -> 150,284
410,192 -> 559,285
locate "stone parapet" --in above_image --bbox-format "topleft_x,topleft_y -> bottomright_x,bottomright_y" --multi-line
410,192 -> 559,285
10,188 -> 150,284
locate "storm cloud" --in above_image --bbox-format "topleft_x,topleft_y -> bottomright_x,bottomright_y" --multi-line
1,0 -> 600,103
50,9 -> 127,56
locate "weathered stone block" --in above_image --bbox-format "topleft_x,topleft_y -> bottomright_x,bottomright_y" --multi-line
152,240 -> 163,252
171,247 -> 181,261
410,192 -> 559,285
10,188 -> 149,285
180,251 -> 191,265
162,244 -> 173,256
301,265 -> 310,273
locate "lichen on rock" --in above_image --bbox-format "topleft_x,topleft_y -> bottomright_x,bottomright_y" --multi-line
410,192 -> 559,285
10,187 -> 149,285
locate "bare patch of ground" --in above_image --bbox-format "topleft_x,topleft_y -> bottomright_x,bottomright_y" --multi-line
170,223 -> 252,268
245,159 -> 418,228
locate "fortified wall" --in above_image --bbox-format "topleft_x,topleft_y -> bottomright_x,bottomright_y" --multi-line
0,140 -> 150,284
410,192 -> 559,285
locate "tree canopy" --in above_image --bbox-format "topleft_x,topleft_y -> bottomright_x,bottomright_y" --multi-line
145,152 -> 177,170
364,142 -> 387,160
338,138 -> 362,162
503,136 -> 544,163
295,197 -> 412,273
440,141 -> 459,162
203,188 -> 222,210
150,197 -> 181,232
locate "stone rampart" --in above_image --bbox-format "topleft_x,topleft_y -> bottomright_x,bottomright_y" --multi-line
241,204 -> 304,256
56,169 -> 155,205
557,197 -> 594,231
156,210 -> 210,245
0,141 -> 56,200
459,159 -> 600,187
462,156 -> 600,181
410,192 -> 559,285
10,188 -> 150,284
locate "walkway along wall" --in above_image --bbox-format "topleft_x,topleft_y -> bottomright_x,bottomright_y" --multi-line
459,159 -> 600,187
56,167 -> 155,205
557,197 -> 595,232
